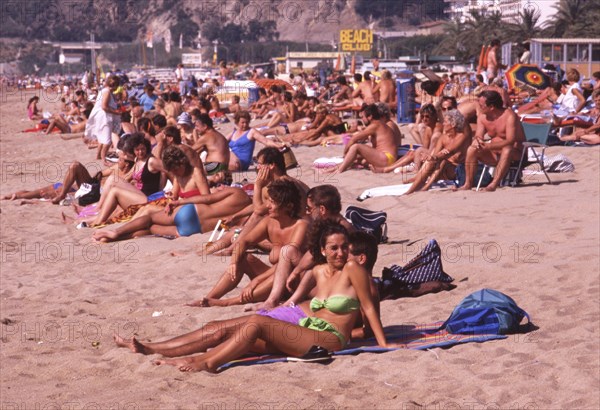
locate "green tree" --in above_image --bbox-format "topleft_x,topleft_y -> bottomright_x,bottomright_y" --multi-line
506,7 -> 545,42
545,0 -> 600,38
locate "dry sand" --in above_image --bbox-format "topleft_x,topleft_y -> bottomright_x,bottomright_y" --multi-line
1,90 -> 599,409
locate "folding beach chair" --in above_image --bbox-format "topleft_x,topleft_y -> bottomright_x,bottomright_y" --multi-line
476,118 -> 553,190
512,119 -> 553,186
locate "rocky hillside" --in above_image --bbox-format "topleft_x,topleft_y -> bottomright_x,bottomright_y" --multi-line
1,0 -> 446,45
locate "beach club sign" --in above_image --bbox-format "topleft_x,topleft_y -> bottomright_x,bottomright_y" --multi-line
340,29 -> 373,52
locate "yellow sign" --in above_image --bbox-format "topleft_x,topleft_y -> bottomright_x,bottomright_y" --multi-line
340,29 -> 373,52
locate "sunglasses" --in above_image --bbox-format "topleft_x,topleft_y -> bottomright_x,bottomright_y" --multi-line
441,107 -> 452,111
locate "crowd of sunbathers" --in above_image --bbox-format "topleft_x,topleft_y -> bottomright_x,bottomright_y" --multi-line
6,59 -> 599,372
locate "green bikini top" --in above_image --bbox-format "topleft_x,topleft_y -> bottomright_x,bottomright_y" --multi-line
310,295 -> 360,314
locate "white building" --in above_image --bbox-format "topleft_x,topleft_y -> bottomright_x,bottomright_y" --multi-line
445,0 -> 559,25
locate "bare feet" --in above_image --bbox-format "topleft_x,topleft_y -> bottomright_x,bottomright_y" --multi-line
2,194 -> 17,200
113,334 -> 151,355
185,298 -> 210,307
92,229 -> 119,242
484,183 -> 498,192
152,357 -> 211,372
457,185 -> 472,191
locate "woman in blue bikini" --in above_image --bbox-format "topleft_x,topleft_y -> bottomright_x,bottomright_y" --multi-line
227,110 -> 285,171
125,221 -> 393,372
92,145 -> 251,240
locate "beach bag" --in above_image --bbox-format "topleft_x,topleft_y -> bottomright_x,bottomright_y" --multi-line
344,206 -> 387,243
281,146 -> 298,169
455,163 -> 492,188
376,239 -> 455,300
76,183 -> 101,206
443,289 -> 530,335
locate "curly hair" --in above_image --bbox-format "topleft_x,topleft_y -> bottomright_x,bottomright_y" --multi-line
308,219 -> 349,265
161,145 -> 192,175
443,109 -> 465,131
266,179 -> 302,218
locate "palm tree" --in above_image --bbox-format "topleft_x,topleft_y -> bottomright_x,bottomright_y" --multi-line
507,7 -> 544,43
545,0 -> 589,38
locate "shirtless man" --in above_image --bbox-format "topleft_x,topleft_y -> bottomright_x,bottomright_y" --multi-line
352,72 -> 375,106
459,90 -> 525,192
372,70 -> 396,108
405,109 -> 470,194
486,39 -> 506,84
191,113 -> 230,183
329,104 -> 397,174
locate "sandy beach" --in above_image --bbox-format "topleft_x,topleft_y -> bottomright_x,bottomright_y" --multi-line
1,89 -> 599,409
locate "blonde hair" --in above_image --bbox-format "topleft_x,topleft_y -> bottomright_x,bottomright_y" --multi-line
566,68 -> 580,83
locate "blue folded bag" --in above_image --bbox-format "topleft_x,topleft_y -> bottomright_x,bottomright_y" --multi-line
442,288 -> 531,335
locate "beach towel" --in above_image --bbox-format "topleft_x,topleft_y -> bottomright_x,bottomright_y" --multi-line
217,322 -> 506,371
312,157 -> 344,168
357,183 -> 412,201
375,239 -> 455,300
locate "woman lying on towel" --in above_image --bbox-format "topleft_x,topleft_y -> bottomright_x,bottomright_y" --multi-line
114,221 -> 393,372
186,179 -> 309,307
92,147 -> 247,240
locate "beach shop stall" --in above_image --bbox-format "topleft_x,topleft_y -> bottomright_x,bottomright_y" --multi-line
528,38 -> 600,80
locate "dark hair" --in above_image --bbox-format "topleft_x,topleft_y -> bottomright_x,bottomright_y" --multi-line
169,91 -> 181,102
130,133 -> 151,155
476,74 -> 484,83
27,96 -> 39,107
336,76 -> 348,86
234,110 -> 251,124
270,85 -> 282,94
441,95 -> 458,109
362,103 -> 381,120
284,91 -> 293,102
162,145 -> 192,175
349,231 -> 378,273
307,184 -> 341,214
121,111 -> 131,122
593,71 -> 600,80
478,90 -> 503,109
195,113 -> 213,129
421,80 -> 441,96
354,73 -> 363,82
163,125 -> 182,145
364,71 -> 372,81
152,114 -> 167,129
420,103 -> 438,119
137,117 -> 154,136
266,179 -> 302,218
117,134 -> 135,155
490,39 -> 501,47
257,147 -> 286,175
232,95 -> 240,103
309,219 -> 349,264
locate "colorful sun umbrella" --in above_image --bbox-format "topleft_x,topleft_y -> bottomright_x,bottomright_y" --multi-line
505,64 -> 551,91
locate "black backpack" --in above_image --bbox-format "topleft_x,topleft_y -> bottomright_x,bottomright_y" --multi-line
344,206 -> 388,243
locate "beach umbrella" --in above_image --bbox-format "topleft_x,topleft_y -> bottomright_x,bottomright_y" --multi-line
254,78 -> 293,91
334,53 -> 341,71
477,45 -> 487,74
505,64 -> 550,91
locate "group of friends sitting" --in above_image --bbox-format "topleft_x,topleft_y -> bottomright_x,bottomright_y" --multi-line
7,64 -> 599,371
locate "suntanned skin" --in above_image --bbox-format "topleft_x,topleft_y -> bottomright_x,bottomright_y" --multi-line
327,108 -> 397,174
458,95 -> 525,192
405,112 -> 471,194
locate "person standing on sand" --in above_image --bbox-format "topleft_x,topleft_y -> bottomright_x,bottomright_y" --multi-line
486,39 -> 506,85
85,75 -> 121,165
458,90 -> 525,192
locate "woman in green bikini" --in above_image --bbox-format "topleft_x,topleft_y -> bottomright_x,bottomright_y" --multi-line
117,220 -> 393,372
